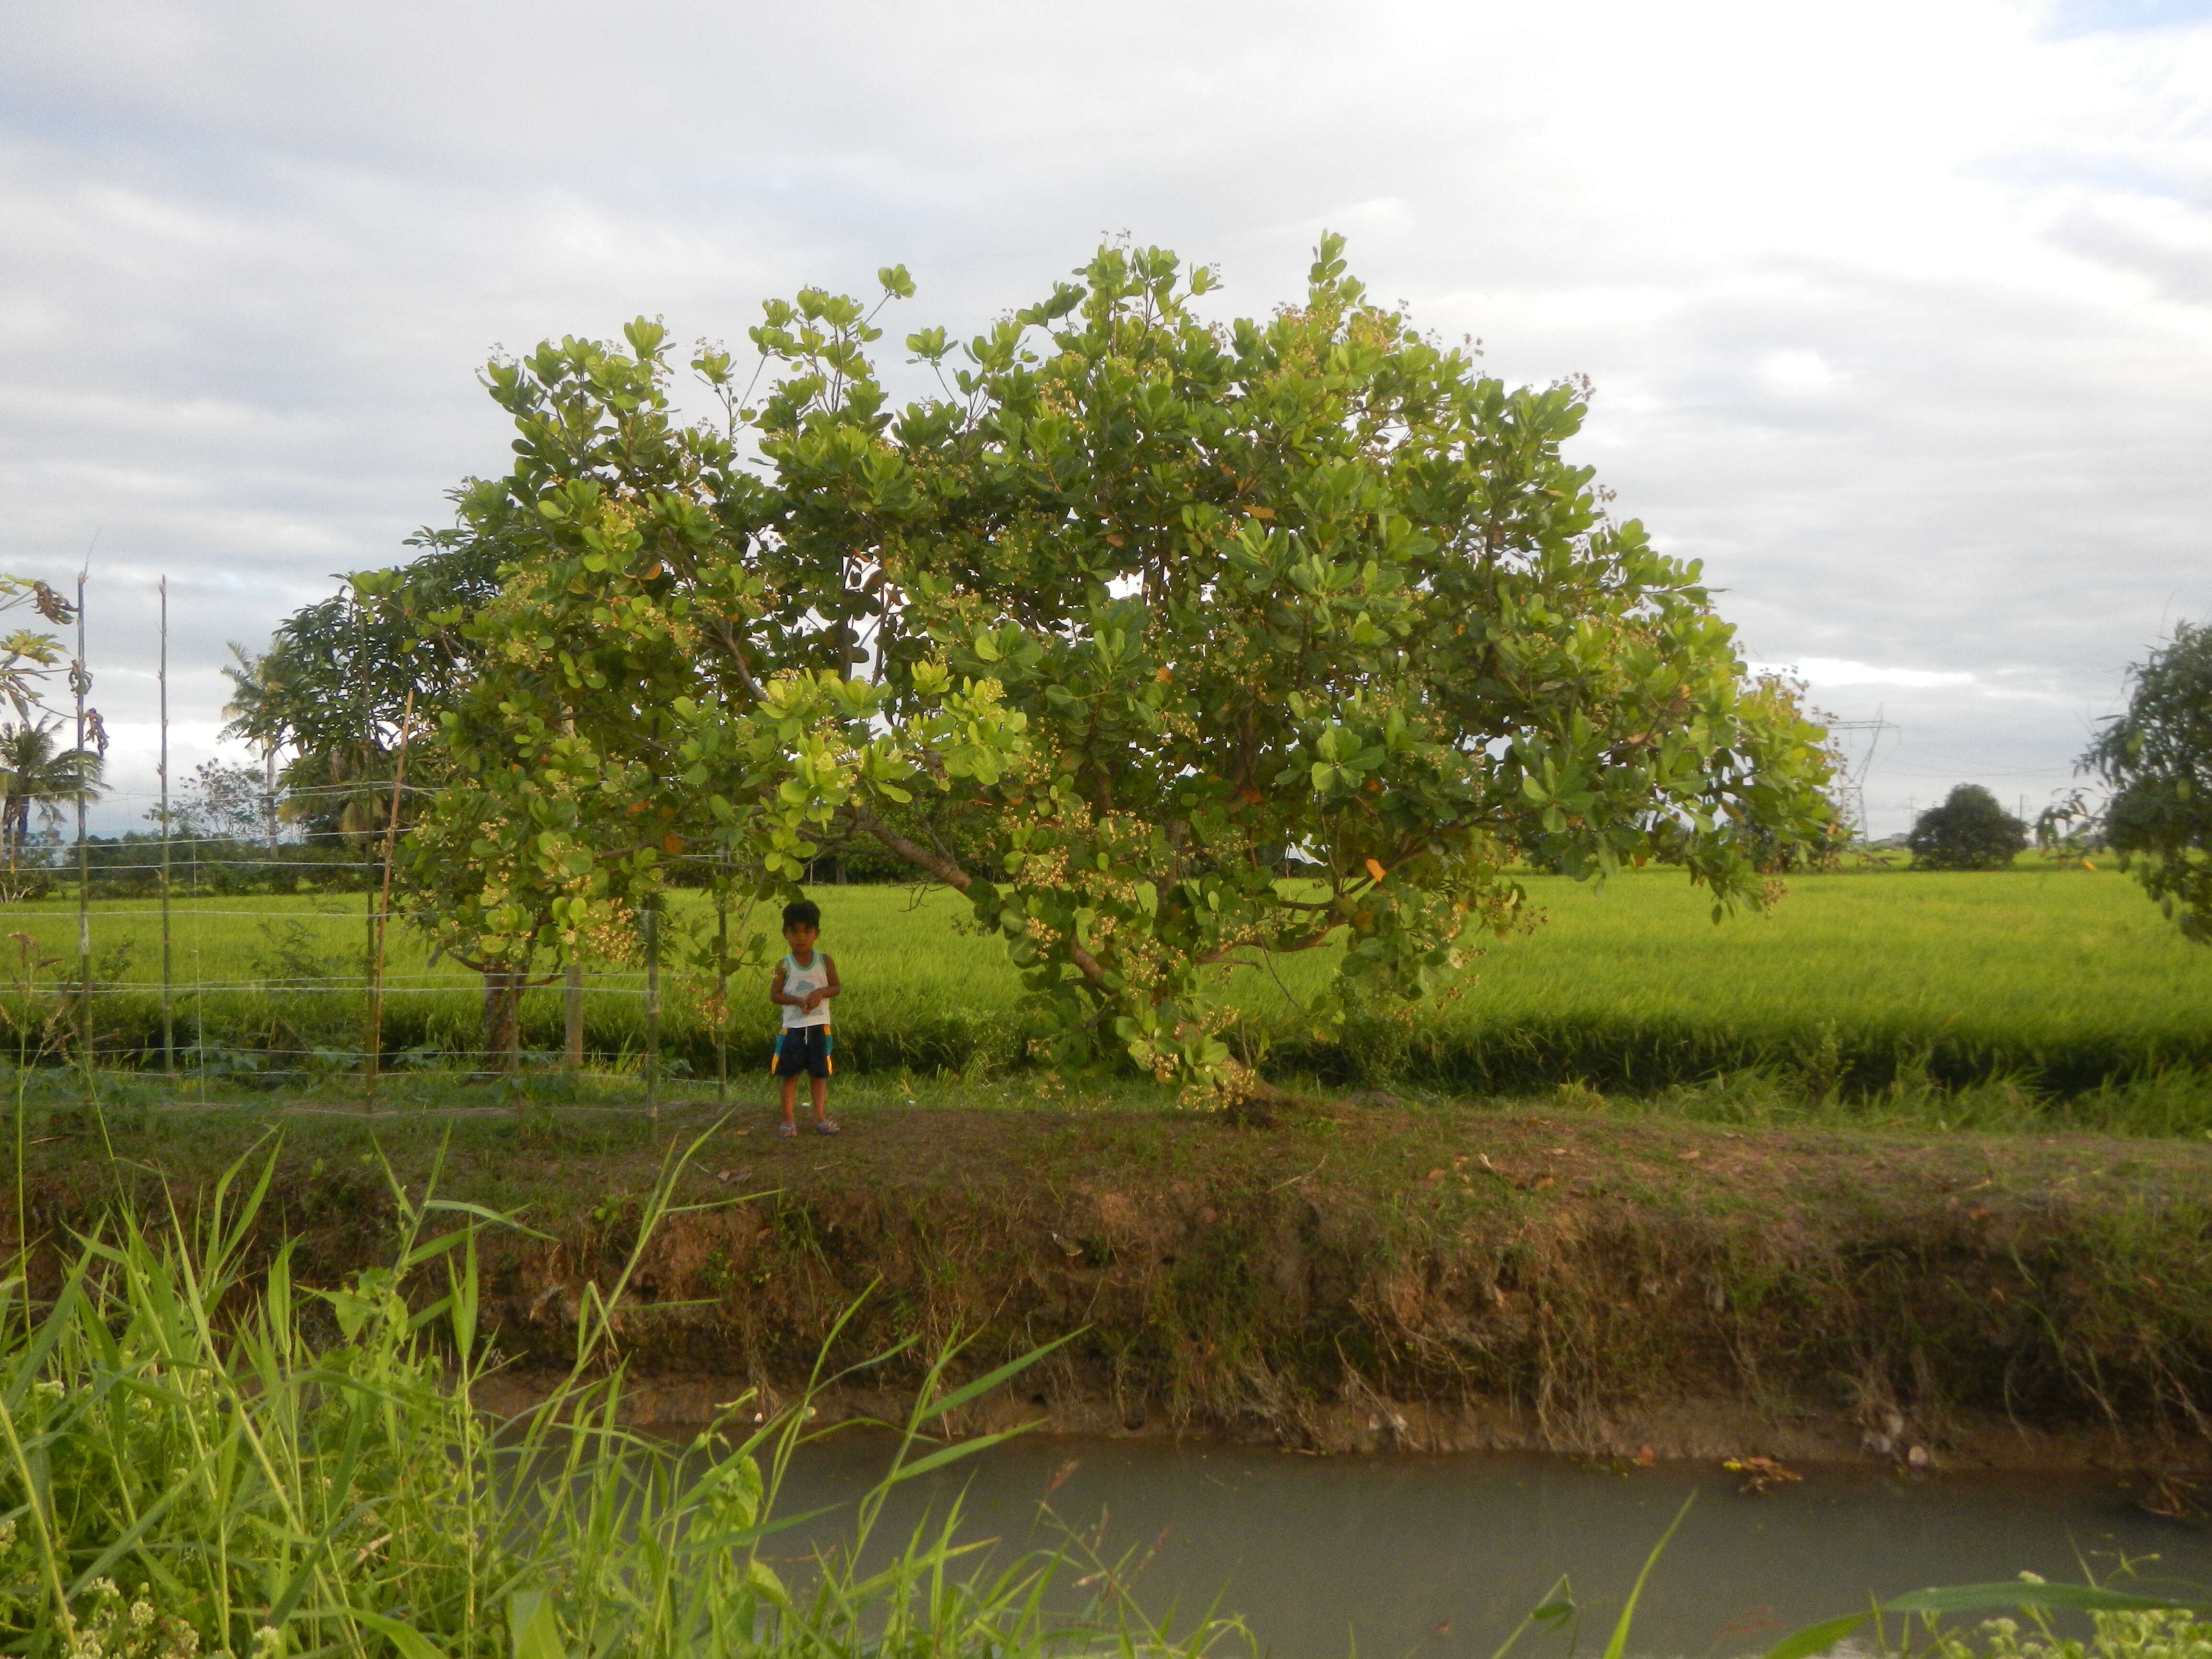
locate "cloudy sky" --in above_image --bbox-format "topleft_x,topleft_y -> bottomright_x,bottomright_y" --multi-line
4,0 -> 2210,835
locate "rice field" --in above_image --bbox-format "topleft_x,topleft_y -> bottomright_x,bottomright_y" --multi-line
2,860 -> 2208,1097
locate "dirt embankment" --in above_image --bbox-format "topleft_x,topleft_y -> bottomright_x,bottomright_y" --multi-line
16,1098 -> 2212,1471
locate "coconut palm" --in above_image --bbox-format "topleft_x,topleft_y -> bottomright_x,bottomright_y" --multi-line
0,719 -> 104,871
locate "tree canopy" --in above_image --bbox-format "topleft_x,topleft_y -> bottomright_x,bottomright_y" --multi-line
2084,621 -> 2212,942
0,576 -> 102,895
1907,784 -> 2026,872
267,237 -> 1835,1093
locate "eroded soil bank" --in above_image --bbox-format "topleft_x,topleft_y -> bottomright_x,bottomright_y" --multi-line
14,1095 -> 2212,1471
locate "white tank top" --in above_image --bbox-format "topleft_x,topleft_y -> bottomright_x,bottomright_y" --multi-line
780,951 -> 832,1028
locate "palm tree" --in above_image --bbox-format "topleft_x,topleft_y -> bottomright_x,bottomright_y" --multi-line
0,720 -> 104,871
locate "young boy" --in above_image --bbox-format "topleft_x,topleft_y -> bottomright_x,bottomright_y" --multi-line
769,899 -> 841,1137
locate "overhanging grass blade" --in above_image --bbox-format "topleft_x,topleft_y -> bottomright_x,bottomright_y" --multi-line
422,1196 -> 553,1240
1887,1583 -> 2212,1616
883,1425 -> 1034,1487
1602,1494 -> 1692,1659
1758,1611 -> 1872,1659
916,1330 -> 1079,1425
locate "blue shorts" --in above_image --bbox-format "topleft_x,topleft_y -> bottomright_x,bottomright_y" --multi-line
771,1024 -> 834,1080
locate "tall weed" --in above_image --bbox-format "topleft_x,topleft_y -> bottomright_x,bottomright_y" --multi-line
0,1134 -> 1238,1658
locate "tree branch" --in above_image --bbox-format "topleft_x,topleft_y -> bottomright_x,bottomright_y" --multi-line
851,803 -> 1111,986
851,805 -> 973,892
1196,926 -> 1342,967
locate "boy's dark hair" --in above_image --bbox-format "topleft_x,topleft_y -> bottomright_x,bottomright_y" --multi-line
781,899 -> 822,932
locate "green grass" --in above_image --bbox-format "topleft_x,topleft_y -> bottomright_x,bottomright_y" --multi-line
1246,861 -> 2212,1097
5,861 -> 2210,1102
0,1143 -> 1239,1657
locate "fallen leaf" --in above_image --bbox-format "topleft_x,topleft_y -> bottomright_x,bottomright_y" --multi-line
1723,1455 -> 1803,1494
1635,1444 -> 1657,1467
1679,1148 -> 1702,1161
1530,1175 -> 1556,1191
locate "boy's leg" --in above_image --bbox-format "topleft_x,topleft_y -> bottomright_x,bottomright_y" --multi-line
809,1026 -> 835,1125
779,1073 -> 798,1126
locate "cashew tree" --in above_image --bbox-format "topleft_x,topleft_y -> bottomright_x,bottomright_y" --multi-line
418,236 -> 1834,1095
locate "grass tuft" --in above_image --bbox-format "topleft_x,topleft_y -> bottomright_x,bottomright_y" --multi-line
0,1132 -> 1240,1658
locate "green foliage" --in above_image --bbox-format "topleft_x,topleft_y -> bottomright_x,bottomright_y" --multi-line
0,1142 -> 1226,1658
417,236 -> 1833,1098
1944,1610 -> 2212,1659
223,529 -> 499,845
0,720 -> 101,877
1768,1577 -> 2212,1659
0,576 -> 77,726
2085,620 -> 2212,944
1908,784 -> 2027,871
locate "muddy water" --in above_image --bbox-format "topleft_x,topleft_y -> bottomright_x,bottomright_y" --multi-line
760,1435 -> 2212,1659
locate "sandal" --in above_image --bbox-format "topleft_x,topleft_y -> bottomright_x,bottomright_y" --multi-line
815,1120 -> 841,1136
775,1123 -> 798,1138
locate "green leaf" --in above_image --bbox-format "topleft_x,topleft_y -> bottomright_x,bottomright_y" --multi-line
509,1587 -> 569,1659
1886,1583 -> 2211,1617
1757,1611 -> 1869,1659
342,1611 -> 447,1659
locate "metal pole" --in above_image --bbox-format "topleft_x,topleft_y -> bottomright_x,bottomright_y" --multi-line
72,569 -> 89,1067
643,900 -> 659,1119
714,897 -> 728,1104
357,595 -> 374,1086
365,687 -> 412,1111
159,577 -> 173,1078
190,829 -> 203,1094
564,963 -> 584,1071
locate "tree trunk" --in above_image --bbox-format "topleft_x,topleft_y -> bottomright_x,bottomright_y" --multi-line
481,971 -> 523,1074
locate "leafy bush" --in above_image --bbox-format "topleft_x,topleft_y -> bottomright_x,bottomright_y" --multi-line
1910,785 -> 2028,871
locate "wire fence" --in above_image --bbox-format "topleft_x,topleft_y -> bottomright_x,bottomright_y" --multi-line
0,795 -> 765,1108
0,576 -> 931,1106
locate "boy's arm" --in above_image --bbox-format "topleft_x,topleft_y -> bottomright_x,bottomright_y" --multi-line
769,962 -> 793,1007
804,955 -> 842,1012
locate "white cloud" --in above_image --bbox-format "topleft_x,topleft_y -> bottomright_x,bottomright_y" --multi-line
1,0 -> 2209,836
1763,659 -> 1978,690
1757,350 -> 1846,394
